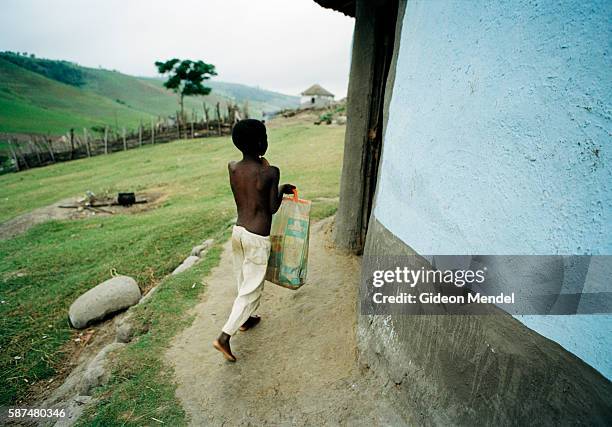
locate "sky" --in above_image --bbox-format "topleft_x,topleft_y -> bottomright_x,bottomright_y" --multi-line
0,0 -> 354,97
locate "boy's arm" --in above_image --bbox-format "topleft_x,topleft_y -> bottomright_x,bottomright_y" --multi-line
268,166 -> 294,214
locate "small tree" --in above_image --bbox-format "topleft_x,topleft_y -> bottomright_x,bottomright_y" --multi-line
155,59 -> 217,121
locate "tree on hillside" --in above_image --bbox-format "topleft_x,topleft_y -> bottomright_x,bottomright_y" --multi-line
154,59 -> 217,121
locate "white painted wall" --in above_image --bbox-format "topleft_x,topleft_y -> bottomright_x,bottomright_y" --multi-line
373,0 -> 611,378
300,95 -> 333,108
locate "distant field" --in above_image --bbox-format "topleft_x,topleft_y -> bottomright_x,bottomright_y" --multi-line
0,54 -> 299,136
0,121 -> 344,406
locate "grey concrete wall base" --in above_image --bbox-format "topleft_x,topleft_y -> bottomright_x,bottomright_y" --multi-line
358,217 -> 612,425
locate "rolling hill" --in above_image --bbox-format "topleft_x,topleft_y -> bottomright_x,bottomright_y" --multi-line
0,53 -> 299,135
0,57 -> 150,134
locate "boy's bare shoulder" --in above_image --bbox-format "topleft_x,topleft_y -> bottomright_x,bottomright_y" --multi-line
228,158 -> 278,183
258,157 -> 277,174
262,163 -> 279,180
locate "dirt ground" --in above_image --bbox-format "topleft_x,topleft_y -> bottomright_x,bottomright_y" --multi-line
0,191 -> 167,240
166,217 -> 406,426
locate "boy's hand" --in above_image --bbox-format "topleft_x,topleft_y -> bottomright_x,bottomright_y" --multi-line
280,184 -> 296,194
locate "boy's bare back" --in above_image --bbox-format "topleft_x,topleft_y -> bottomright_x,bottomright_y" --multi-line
227,119 -> 294,237
229,158 -> 279,236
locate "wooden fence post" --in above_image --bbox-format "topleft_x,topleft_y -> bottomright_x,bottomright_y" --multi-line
74,135 -> 84,159
30,138 -> 42,165
203,102 -> 210,132
8,139 -> 19,172
104,126 -> 109,154
122,128 -> 127,151
176,112 -> 181,139
15,140 -> 29,169
34,137 -> 46,163
83,128 -> 91,157
138,123 -> 142,147
69,128 -> 75,160
216,102 -> 222,136
45,137 -> 55,163
151,120 -> 155,144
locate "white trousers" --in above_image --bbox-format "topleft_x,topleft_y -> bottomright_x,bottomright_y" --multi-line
222,225 -> 271,336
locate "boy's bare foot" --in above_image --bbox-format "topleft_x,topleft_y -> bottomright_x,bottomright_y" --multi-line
239,315 -> 261,331
213,333 -> 236,362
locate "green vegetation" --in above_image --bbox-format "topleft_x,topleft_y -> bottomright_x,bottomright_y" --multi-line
0,58 -> 151,134
155,58 -> 217,118
0,52 -> 85,87
0,122 -> 344,416
0,53 -> 299,136
317,103 -> 347,125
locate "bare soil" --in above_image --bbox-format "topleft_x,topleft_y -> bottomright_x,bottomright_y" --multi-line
0,191 -> 167,240
166,217 -> 406,426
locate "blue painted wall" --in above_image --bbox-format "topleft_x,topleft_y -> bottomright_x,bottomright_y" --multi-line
374,0 -> 611,378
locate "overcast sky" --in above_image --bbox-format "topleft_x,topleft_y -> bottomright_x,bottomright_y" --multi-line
0,0 -> 354,97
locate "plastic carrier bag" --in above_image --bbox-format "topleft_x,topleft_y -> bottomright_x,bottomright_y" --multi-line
265,189 -> 311,289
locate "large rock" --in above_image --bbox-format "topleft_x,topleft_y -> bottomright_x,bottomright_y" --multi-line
69,276 -> 141,329
171,255 -> 200,275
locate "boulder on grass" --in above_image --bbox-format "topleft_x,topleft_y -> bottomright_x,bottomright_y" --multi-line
69,276 -> 141,329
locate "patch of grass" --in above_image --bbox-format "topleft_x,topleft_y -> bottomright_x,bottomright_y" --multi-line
0,122 -> 344,411
310,199 -> 339,221
77,234 -> 226,426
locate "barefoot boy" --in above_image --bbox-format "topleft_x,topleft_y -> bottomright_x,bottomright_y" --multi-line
213,119 -> 294,362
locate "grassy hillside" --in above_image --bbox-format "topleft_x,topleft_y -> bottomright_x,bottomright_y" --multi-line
82,68 -> 230,119
141,78 -> 300,117
0,58 -> 152,134
0,122 -> 344,410
0,53 -> 299,136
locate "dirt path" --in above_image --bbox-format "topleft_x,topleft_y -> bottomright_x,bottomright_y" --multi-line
0,192 -> 166,240
166,218 -> 405,426
0,197 -> 76,240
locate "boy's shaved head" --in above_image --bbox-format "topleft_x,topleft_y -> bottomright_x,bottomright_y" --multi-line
232,119 -> 267,156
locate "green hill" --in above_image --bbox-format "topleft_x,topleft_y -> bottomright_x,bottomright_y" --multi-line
140,78 -> 300,117
0,53 -> 299,135
0,57 -> 152,134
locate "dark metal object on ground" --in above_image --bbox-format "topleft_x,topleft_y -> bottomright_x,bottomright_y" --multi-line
117,192 -> 136,206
